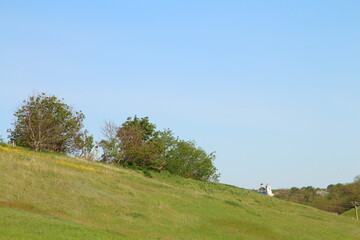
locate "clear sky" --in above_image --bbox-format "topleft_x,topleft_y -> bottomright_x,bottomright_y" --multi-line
1,1 -> 359,189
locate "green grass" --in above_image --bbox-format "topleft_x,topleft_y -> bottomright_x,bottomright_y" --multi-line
342,209 -> 360,220
1,145 -> 360,239
0,208 -> 122,240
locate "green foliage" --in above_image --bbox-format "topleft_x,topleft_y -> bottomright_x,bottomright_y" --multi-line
119,116 -> 219,181
117,124 -> 163,168
142,169 -> 153,178
100,116 -> 219,182
73,130 -> 94,157
275,177 -> 360,214
8,93 -> 84,153
122,115 -> 158,141
165,140 -> 219,182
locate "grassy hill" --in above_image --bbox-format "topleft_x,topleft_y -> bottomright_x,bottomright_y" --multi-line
1,145 -> 360,240
342,209 -> 358,220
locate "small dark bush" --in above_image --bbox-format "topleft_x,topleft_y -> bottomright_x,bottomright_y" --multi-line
143,170 -> 153,178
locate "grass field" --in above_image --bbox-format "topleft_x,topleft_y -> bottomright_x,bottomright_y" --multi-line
342,209 -> 359,220
1,145 -> 360,239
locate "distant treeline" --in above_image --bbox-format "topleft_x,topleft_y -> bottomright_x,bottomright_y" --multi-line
6,93 -> 219,182
275,177 -> 360,214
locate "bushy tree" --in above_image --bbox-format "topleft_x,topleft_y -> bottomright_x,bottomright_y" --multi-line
122,116 -> 158,141
100,115 -> 220,182
165,140 -> 219,181
117,124 -> 163,169
8,93 -> 84,153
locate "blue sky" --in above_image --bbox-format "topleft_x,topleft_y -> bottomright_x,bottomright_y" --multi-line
1,1 -> 359,189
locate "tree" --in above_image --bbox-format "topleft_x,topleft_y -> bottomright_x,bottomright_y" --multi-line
73,130 -> 94,158
165,140 -> 219,182
122,116 -> 158,141
157,129 -> 177,169
117,125 -> 163,168
8,93 -> 85,153
100,121 -> 121,162
115,116 -> 163,168
100,115 -> 220,182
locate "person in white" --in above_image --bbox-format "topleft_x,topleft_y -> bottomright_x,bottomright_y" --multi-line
266,183 -> 274,197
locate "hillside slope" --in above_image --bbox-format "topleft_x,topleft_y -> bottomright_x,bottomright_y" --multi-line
0,145 -> 359,240
342,209 -> 358,219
